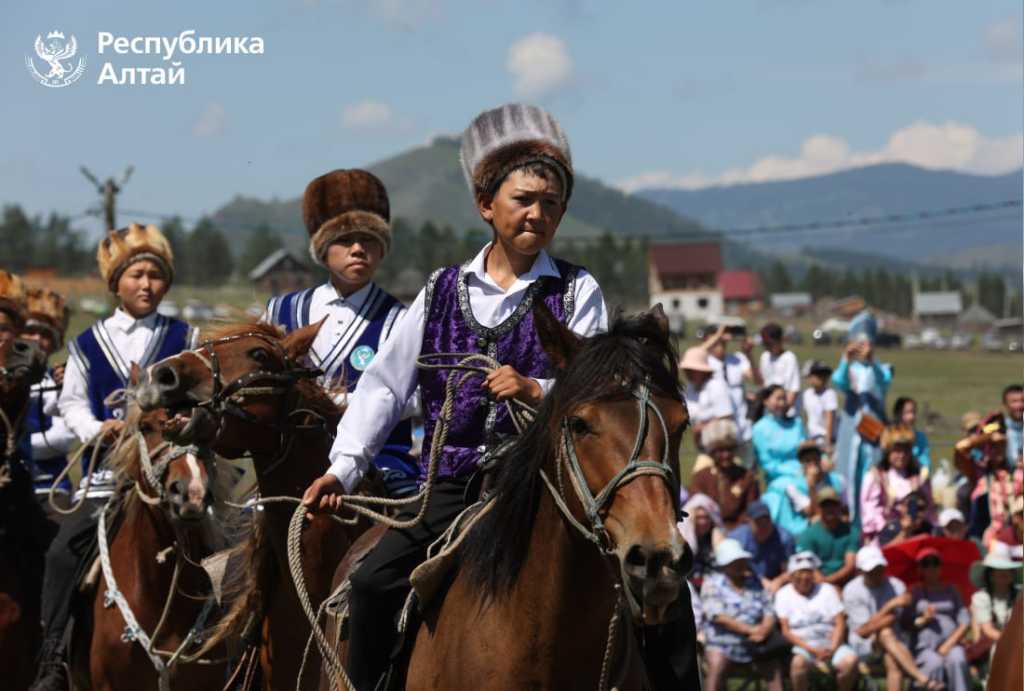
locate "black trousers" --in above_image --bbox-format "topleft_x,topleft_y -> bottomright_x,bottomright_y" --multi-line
38,497 -> 105,643
346,478 -> 471,691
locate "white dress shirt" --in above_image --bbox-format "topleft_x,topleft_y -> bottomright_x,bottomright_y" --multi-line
326,244 -> 608,490
59,307 -> 198,499
29,372 -> 76,460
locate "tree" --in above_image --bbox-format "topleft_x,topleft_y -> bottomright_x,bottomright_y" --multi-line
0,205 -> 35,272
765,261 -> 793,293
239,223 -> 283,277
186,218 -> 234,285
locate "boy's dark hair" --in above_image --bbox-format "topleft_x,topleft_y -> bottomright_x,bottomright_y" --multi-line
761,323 -> 783,343
892,396 -> 915,420
1003,384 -> 1024,403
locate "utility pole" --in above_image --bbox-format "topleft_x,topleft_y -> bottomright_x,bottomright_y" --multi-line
80,165 -> 134,230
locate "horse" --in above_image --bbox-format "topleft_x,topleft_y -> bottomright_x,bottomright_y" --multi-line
68,395 -> 233,691
326,305 -> 699,691
987,595 -> 1023,691
135,321 -> 378,691
0,335 -> 49,691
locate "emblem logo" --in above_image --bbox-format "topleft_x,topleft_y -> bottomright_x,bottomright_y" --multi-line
25,31 -> 87,88
349,345 -> 375,372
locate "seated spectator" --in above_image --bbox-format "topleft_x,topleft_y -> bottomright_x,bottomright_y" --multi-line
968,542 -> 1021,665
730,500 -> 796,594
861,425 -> 935,545
682,346 -> 734,461
893,396 -> 932,472
842,546 -> 940,691
991,495 -> 1023,560
756,323 -> 801,413
1003,384 -> 1023,468
903,547 -> 971,691
701,539 -> 785,691
689,419 -> 760,530
801,359 -> 837,452
937,508 -> 968,541
752,385 -> 807,484
689,579 -> 705,648
680,493 -> 726,589
763,440 -> 844,537
877,491 -> 934,547
775,551 -> 859,691
955,413 -> 1024,549
796,486 -> 859,587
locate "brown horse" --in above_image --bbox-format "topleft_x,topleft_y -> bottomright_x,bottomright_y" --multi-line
136,321 -> 376,691
70,398 -> 232,691
987,595 -> 1023,691
0,335 -> 49,691
326,306 -> 697,691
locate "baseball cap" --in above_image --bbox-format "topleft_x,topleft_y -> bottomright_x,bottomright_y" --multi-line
746,500 -> 770,520
939,508 -> 965,528
715,538 -> 753,567
856,545 -> 888,572
788,550 -> 822,573
817,486 -> 842,505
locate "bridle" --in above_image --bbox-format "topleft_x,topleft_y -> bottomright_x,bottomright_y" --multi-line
540,376 -> 679,553
132,430 -> 212,509
0,364 -> 35,460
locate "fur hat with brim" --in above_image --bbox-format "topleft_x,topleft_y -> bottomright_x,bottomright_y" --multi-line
97,223 -> 175,292
303,169 -> 391,266
24,288 -> 70,346
0,271 -> 27,328
460,103 -> 573,204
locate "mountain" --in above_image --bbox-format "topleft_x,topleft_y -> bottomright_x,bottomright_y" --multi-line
636,164 -> 1023,270
211,135 -> 713,249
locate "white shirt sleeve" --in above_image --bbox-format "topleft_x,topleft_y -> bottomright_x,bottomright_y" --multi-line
58,351 -> 103,443
534,269 -> 609,394
704,378 -> 735,420
326,289 -> 427,491
30,382 -> 77,458
822,389 -> 838,411
783,352 -> 801,393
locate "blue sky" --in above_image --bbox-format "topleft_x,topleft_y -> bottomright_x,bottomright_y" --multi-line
3,0 -> 1021,238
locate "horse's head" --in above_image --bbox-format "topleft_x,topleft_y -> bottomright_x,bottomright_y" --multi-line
134,321 -> 325,460
536,303 -> 689,624
0,336 -> 46,454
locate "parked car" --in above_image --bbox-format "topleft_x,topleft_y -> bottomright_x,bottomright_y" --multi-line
981,332 -> 1005,352
182,300 -> 214,321
875,331 -> 902,349
949,333 -> 972,350
694,316 -> 747,341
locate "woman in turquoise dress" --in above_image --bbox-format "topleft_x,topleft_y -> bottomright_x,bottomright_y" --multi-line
752,384 -> 807,484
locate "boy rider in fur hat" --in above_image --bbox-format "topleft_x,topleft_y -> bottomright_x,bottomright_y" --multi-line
302,103 -> 608,690
21,288 -> 76,513
264,169 -> 418,497
31,224 -> 198,691
0,269 -> 27,349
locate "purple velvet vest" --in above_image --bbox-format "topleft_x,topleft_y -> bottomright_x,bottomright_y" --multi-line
417,258 -> 580,481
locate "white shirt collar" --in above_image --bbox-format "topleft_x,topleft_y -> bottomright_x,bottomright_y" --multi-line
320,280 -> 375,308
107,307 -> 159,333
464,242 -> 559,292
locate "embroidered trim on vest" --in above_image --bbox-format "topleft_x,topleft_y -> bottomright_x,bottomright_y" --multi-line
92,321 -> 132,383
455,263 -> 545,340
561,262 -> 579,323
423,267 -> 446,318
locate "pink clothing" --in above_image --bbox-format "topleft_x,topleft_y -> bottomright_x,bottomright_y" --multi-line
973,467 -> 1024,549
860,467 -> 933,545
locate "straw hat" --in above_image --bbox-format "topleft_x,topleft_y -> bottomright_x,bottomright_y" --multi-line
679,346 -> 712,373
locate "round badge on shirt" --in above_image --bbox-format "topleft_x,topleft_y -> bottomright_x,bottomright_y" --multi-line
349,345 -> 375,371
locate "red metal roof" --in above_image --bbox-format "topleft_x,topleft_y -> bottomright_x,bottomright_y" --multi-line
718,270 -> 763,301
648,242 -> 722,277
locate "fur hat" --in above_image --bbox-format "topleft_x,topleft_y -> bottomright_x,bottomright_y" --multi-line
302,169 -> 391,266
459,103 -> 573,204
24,288 -> 70,346
0,271 -> 27,328
97,223 -> 175,292
880,424 -> 915,452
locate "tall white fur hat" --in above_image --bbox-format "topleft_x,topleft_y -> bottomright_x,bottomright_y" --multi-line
459,103 -> 573,202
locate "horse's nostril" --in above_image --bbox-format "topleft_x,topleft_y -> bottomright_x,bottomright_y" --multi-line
13,340 -> 29,354
154,365 -> 179,391
625,545 -> 647,568
168,480 -> 185,498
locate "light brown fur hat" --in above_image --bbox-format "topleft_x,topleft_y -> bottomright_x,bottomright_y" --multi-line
302,169 -> 391,266
459,103 -> 573,204
25,288 -> 70,345
97,223 -> 175,292
0,271 -> 27,328
880,424 -> 915,452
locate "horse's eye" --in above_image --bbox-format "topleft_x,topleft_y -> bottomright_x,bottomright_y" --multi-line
568,416 -> 592,437
249,347 -> 270,364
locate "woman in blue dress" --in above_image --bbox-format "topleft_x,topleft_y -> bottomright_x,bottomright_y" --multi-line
752,384 -> 807,484
763,440 -> 845,537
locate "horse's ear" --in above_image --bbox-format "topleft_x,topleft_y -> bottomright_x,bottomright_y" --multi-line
648,303 -> 670,337
129,362 -> 141,386
282,319 -> 325,361
534,301 -> 582,371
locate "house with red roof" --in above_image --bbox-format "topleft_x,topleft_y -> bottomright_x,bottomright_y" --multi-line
647,242 -> 723,330
718,270 -> 764,314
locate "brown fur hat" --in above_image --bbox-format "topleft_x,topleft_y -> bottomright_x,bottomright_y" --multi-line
460,104 -> 573,203
97,223 -> 175,292
880,424 -> 915,452
24,288 -> 70,345
0,271 -> 27,328
302,169 -> 391,266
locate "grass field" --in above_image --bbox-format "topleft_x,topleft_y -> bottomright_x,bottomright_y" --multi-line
35,276 -> 1022,483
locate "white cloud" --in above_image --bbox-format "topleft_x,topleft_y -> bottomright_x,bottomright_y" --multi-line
618,121 -> 1024,191
341,99 -> 395,129
984,15 -> 1022,64
192,103 -> 225,138
506,33 -> 573,98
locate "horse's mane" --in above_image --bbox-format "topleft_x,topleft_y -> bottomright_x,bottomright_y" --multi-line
459,311 -> 681,600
